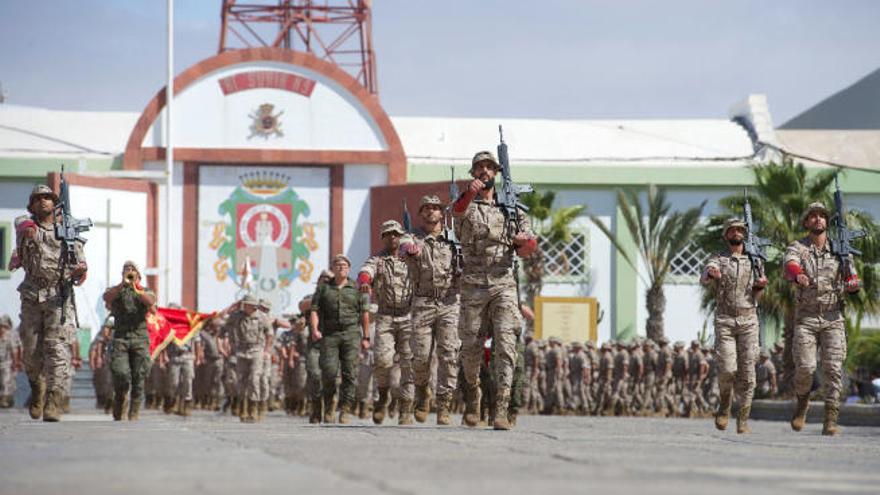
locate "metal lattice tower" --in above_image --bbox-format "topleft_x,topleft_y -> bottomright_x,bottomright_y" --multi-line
219,0 -> 378,94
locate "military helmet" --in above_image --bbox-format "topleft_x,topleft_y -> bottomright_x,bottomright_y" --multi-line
658,336 -> 670,345
722,218 -> 747,238
759,349 -> 770,359
332,254 -> 351,267
800,202 -> 830,229
549,336 -> 561,345
258,298 -> 272,311
419,195 -> 443,211
674,341 -> 685,349
585,341 -> 595,348
380,220 -> 406,236
571,341 -> 583,349
471,150 -> 501,172
0,314 -> 12,329
600,342 -> 611,351
241,294 -> 259,307
27,184 -> 59,213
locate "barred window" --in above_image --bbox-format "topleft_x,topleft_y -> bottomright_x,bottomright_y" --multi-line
0,222 -> 9,275
541,230 -> 590,281
667,240 -> 708,283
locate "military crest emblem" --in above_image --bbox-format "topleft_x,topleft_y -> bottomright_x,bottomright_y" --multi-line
210,171 -> 318,308
249,103 -> 284,139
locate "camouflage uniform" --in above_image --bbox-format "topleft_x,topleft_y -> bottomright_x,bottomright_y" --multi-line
529,341 -> 546,414
568,342 -> 589,414
15,187 -> 86,420
655,338 -> 675,415
108,281 -> 154,421
361,221 -> 415,423
402,198 -> 462,424
0,316 -> 22,407
523,338 -> 539,413
670,342 -> 689,416
755,351 -> 777,399
628,342 -> 645,413
610,343 -> 630,415
704,228 -> 761,429
165,337 -> 196,414
89,319 -> 113,412
785,205 -> 854,434
198,328 -> 224,409
455,170 -> 534,427
224,297 -> 273,422
641,341 -> 657,414
543,337 -> 565,414
593,343 -> 614,415
685,342 -> 708,416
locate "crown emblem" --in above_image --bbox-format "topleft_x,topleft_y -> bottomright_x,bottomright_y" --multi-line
248,103 -> 284,139
240,171 -> 290,196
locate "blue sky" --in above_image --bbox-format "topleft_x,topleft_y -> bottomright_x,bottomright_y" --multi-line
1,0 -> 879,123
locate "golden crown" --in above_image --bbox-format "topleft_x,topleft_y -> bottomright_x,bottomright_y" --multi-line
240,171 -> 289,196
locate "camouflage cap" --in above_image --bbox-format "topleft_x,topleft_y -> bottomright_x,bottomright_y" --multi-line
240,294 -> 259,306
773,341 -> 784,350
471,151 -> 501,171
29,184 -> 58,202
800,202 -> 830,228
0,314 -> 12,328
258,298 -> 272,311
658,336 -> 670,345
123,260 -> 141,275
549,336 -> 561,345
722,218 -> 747,237
585,341 -> 595,348
690,339 -> 701,347
419,194 -> 443,210
332,254 -> 351,266
674,341 -> 685,349
571,341 -> 583,348
538,340 -> 547,348
600,342 -> 611,351
759,349 -> 770,359
380,220 -> 406,236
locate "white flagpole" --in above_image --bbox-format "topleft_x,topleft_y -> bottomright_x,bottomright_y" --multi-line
165,0 -> 174,304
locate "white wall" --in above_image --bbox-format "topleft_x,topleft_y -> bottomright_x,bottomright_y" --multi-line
343,165 -> 388,271
197,165 -> 330,314
146,61 -> 387,152
0,180 -> 33,326
145,160 -> 184,306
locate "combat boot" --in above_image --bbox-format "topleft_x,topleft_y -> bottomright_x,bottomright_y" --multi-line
323,395 -> 336,424
493,393 -> 511,431
239,398 -> 249,422
338,403 -> 352,424
61,395 -> 71,414
357,400 -> 368,419
462,382 -> 481,428
372,388 -> 389,425
413,384 -> 432,423
247,400 -> 259,423
714,389 -> 732,431
398,399 -> 414,426
231,397 -> 240,417
822,402 -> 840,436
508,407 -> 518,428
183,400 -> 193,417
790,394 -> 810,432
129,399 -> 142,421
145,394 -> 155,409
104,397 -> 113,415
43,390 -> 62,422
112,392 -> 128,421
436,394 -> 452,426
163,396 -> 176,415
28,378 -> 46,420
309,398 -> 322,424
736,405 -> 751,434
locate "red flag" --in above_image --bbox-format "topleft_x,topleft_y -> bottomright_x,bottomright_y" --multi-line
147,307 -> 216,360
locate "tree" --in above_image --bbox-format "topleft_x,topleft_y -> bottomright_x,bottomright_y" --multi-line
519,190 -> 585,308
591,185 -> 706,341
692,158 -> 880,391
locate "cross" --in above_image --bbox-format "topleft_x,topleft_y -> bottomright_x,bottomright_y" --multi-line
93,198 -> 124,286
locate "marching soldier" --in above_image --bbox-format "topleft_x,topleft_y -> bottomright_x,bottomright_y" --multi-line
670,341 -> 689,417
15,185 -> 88,421
685,340 -> 708,417
784,202 -> 860,435
0,315 -> 22,408
400,195 -> 462,425
610,341 -> 630,415
165,335 -> 197,417
701,217 -> 767,433
452,150 -> 537,430
359,222 -> 414,425
755,350 -> 778,399
103,261 -> 155,421
223,295 -> 273,423
593,342 -> 614,415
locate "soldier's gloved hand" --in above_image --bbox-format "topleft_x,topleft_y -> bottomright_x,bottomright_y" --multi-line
706,266 -> 721,280
753,276 -> 768,290
845,275 -> 861,293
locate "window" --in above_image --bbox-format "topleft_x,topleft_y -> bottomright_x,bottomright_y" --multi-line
540,230 -> 590,282
0,222 -> 10,278
667,240 -> 708,284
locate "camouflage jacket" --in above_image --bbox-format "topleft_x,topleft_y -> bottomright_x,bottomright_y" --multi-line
223,309 -> 272,357
705,251 -> 758,315
404,228 -> 459,304
784,237 -> 851,315
455,198 -> 533,286
361,251 -> 412,316
16,215 -> 85,303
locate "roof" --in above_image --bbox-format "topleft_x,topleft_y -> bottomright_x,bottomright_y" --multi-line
782,68 -> 880,130
776,129 -> 880,171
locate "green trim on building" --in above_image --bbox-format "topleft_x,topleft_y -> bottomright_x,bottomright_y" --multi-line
0,221 -> 11,280
0,156 -> 121,179
613,204 -> 638,340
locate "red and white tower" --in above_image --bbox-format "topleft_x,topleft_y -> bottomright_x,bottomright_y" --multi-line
219,0 -> 378,94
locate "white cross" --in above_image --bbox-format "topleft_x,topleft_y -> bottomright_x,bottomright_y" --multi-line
92,198 -> 124,286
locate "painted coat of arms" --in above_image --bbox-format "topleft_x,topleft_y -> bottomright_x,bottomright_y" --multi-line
210,171 -> 318,309
249,103 -> 284,139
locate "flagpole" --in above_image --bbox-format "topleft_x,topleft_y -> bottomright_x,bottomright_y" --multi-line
165,0 -> 174,305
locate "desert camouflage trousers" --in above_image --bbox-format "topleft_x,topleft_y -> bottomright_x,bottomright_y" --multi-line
410,297 -> 461,399
20,297 -> 73,394
373,314 -> 414,401
792,310 -> 847,406
714,314 -> 759,408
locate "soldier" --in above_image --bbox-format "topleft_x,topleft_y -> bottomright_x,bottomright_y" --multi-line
755,350 -> 778,399
312,254 -> 371,424
641,340 -> 657,415
165,335 -> 197,417
703,346 -> 720,411
685,340 -> 709,417
0,315 -> 22,408
223,295 -> 273,423
670,341 -> 689,417
610,341 -> 630,415
103,261 -> 155,421
770,341 -> 785,396
784,202 -> 860,435
88,315 -> 114,413
400,195 -> 462,425
197,318 -> 224,411
15,185 -> 88,421
655,337 -> 675,416
355,312 -> 375,420
701,217 -> 767,432
359,221 -> 415,425
568,341 -> 589,415
593,342 -> 614,415
628,340 -> 645,414
523,335 -> 538,413
452,150 -> 537,430
543,337 -> 565,414
218,316 -> 240,416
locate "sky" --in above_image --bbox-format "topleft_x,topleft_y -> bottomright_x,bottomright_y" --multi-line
1,0 -> 879,124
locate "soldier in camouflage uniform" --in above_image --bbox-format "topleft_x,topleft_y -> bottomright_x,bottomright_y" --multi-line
15,185 -> 88,421
784,202 -> 860,436
452,150 -> 537,430
685,340 -> 708,417
568,341 -> 589,415
670,341 -> 689,417
312,254 -> 371,424
628,340 -> 645,414
755,350 -> 778,399
701,218 -> 767,433
655,337 -> 674,416
88,316 -> 114,413
593,342 -> 614,415
0,315 -> 22,408
770,341 -> 785,396
359,221 -> 415,425
104,261 -> 155,421
165,335 -> 197,417
223,294 -> 273,423
610,341 -> 630,415
197,318 -> 224,411
543,337 -> 565,414
641,340 -> 657,415
400,195 -> 462,425
218,316 -> 240,416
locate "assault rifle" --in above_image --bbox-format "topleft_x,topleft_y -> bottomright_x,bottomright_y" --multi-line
742,189 -> 770,284
496,126 -> 533,307
402,198 -> 413,234
445,167 -> 462,274
54,165 -> 92,325
829,173 -> 865,280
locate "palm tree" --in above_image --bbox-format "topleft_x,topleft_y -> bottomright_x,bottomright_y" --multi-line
692,158 -> 880,390
591,184 -> 706,341
519,190 -> 586,308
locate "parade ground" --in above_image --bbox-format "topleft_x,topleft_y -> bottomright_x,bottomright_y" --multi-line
1,401 -> 878,495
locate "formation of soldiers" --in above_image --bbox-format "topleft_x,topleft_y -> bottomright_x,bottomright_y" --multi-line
3,153 -> 864,437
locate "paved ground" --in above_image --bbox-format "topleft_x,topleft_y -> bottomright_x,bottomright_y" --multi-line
1,402 -> 879,495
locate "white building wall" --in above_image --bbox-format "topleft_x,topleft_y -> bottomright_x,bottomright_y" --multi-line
144,160 -> 184,306
0,180 -> 33,326
343,165 -> 388,271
